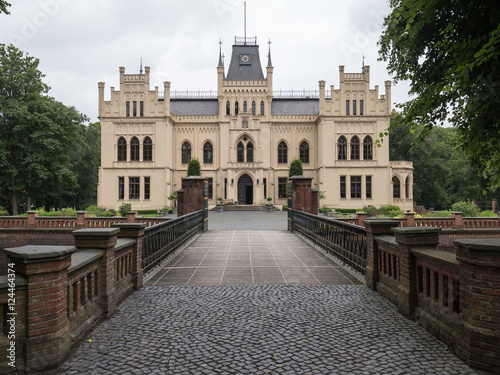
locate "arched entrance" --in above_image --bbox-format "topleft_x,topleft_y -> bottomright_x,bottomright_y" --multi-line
237,174 -> 253,205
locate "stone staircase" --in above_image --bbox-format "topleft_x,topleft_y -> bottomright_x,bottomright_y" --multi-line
216,205 -> 279,212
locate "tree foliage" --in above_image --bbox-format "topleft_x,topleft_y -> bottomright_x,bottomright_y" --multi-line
389,111 -> 497,210
289,158 -> 303,177
0,1 -> 10,15
379,0 -> 500,190
187,158 -> 201,176
0,44 -> 99,214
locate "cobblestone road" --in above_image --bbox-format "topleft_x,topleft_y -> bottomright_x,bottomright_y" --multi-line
59,285 -> 478,374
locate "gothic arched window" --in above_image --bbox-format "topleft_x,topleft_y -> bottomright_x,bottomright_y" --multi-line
278,141 -> 287,164
130,137 -> 140,161
260,101 -> 265,115
350,136 -> 360,160
338,136 -> 347,160
300,141 -> 309,164
182,142 -> 191,164
363,136 -> 373,160
203,142 -> 213,164
393,176 -> 401,199
143,137 -> 152,161
237,142 -> 244,163
243,101 -> 247,112
252,101 -> 256,115
118,137 -> 127,161
246,142 -> 254,163
235,101 -> 239,115
226,101 -> 230,115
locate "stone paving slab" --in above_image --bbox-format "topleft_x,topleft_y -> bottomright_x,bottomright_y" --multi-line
145,231 -> 361,286
58,285 -> 479,374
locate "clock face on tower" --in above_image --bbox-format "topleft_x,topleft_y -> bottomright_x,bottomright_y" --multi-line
239,54 -> 251,65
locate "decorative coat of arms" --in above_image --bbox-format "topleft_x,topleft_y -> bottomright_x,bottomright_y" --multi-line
242,118 -> 249,128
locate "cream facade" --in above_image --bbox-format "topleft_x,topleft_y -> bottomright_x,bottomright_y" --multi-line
97,37 -> 413,211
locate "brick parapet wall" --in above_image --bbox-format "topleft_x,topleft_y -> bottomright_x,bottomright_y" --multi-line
1,226 -> 143,372
368,227 -> 500,373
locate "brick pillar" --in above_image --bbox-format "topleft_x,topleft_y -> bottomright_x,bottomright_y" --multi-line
454,238 -> 500,372
73,228 -> 119,316
363,219 -> 400,290
404,212 -> 415,227
76,211 -> 87,228
356,212 -> 367,226
111,223 -> 146,289
26,211 -> 38,229
3,245 -> 75,371
289,175 -> 314,214
126,211 -> 137,223
311,189 -> 319,215
392,227 -> 441,318
452,211 -> 464,229
492,199 -> 497,214
180,176 -> 206,216
177,189 -> 184,216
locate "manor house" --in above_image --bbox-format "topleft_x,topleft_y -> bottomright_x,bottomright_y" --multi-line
97,36 -> 413,211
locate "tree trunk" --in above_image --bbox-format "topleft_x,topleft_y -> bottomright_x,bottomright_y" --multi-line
10,173 -> 18,215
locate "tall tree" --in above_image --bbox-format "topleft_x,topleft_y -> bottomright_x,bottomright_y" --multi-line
379,0 -> 500,190
0,1 -> 10,14
0,44 -> 87,213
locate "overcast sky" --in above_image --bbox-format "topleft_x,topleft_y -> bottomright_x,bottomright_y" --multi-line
0,0 -> 410,122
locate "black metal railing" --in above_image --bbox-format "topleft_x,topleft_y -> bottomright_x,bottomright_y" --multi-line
291,211 -> 367,274
142,210 -> 204,272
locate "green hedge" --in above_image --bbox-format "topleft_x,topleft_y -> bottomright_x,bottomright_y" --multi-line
137,209 -> 158,215
334,208 -> 359,214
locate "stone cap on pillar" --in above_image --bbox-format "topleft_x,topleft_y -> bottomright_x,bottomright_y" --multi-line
454,238 -> 500,255
111,223 -> 147,237
289,175 -> 313,181
4,245 -> 76,263
181,176 -> 207,181
392,226 -> 441,237
73,228 -> 119,249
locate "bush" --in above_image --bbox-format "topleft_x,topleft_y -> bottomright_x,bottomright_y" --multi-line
480,210 -> 497,217
0,206 -> 9,216
362,205 -> 379,217
46,210 -> 64,216
118,203 -> 132,217
107,209 -> 117,216
62,208 -> 77,216
137,209 -> 157,215
282,205 -> 288,211
86,205 -> 106,217
451,200 -> 480,217
378,205 -> 404,218
319,207 -> 330,213
334,208 -> 359,214
289,158 -> 303,177
422,210 -> 452,217
168,209 -> 173,214
187,158 -> 201,176
101,210 -> 114,217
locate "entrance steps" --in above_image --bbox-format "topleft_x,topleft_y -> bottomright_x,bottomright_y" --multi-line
216,205 -> 279,212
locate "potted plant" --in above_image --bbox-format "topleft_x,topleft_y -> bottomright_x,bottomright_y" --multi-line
216,197 -> 224,212
266,197 -> 273,212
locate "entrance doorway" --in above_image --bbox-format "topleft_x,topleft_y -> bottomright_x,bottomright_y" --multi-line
237,174 -> 253,205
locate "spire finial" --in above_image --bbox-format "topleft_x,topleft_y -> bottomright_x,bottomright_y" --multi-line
244,2 -> 247,44
267,39 -> 273,67
362,54 -> 365,73
140,57 -> 143,74
218,39 -> 224,67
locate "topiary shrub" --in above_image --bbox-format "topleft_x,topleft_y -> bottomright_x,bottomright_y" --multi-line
289,158 -> 303,177
451,200 -> 480,217
118,203 -> 132,217
187,158 -> 201,176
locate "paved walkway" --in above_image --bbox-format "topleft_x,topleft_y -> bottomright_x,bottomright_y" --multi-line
145,231 -> 361,286
58,213 -> 480,374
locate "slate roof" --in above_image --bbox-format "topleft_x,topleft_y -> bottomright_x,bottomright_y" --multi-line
170,99 -> 219,115
226,45 -> 265,81
271,99 -> 319,115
